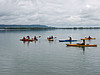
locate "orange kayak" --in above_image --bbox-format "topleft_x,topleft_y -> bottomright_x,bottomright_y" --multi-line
66,44 -> 97,47
81,38 -> 96,40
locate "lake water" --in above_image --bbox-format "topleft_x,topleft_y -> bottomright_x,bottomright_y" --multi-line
0,29 -> 100,75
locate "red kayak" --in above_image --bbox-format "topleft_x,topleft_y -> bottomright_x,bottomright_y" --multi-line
20,39 -> 34,41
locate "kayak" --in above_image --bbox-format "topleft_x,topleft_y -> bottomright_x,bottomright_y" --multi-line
47,38 -> 54,41
66,44 -> 97,47
59,40 -> 77,42
20,39 -> 34,41
81,38 -> 96,40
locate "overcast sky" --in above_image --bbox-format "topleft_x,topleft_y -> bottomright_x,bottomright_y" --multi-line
0,0 -> 100,27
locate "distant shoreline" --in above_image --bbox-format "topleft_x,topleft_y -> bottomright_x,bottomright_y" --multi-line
0,25 -> 100,30
57,27 -> 100,29
1,27 -> 100,30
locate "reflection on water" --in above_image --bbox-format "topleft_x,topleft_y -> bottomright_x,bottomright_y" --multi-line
81,47 -> 85,55
22,41 -> 35,46
22,40 -> 38,44
0,29 -> 100,75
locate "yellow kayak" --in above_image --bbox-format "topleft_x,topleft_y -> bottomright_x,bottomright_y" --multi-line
66,44 -> 97,47
47,39 -> 54,41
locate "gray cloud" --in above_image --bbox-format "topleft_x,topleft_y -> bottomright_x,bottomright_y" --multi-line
0,0 -> 100,27
79,4 -> 100,26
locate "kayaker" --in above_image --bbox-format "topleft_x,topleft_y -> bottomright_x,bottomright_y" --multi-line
27,36 -> 30,40
68,36 -> 72,40
88,36 -> 91,39
51,36 -> 53,39
80,40 -> 85,45
48,36 -> 53,39
34,36 -> 37,40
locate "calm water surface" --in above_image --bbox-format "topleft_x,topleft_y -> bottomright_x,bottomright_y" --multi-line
0,29 -> 100,75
